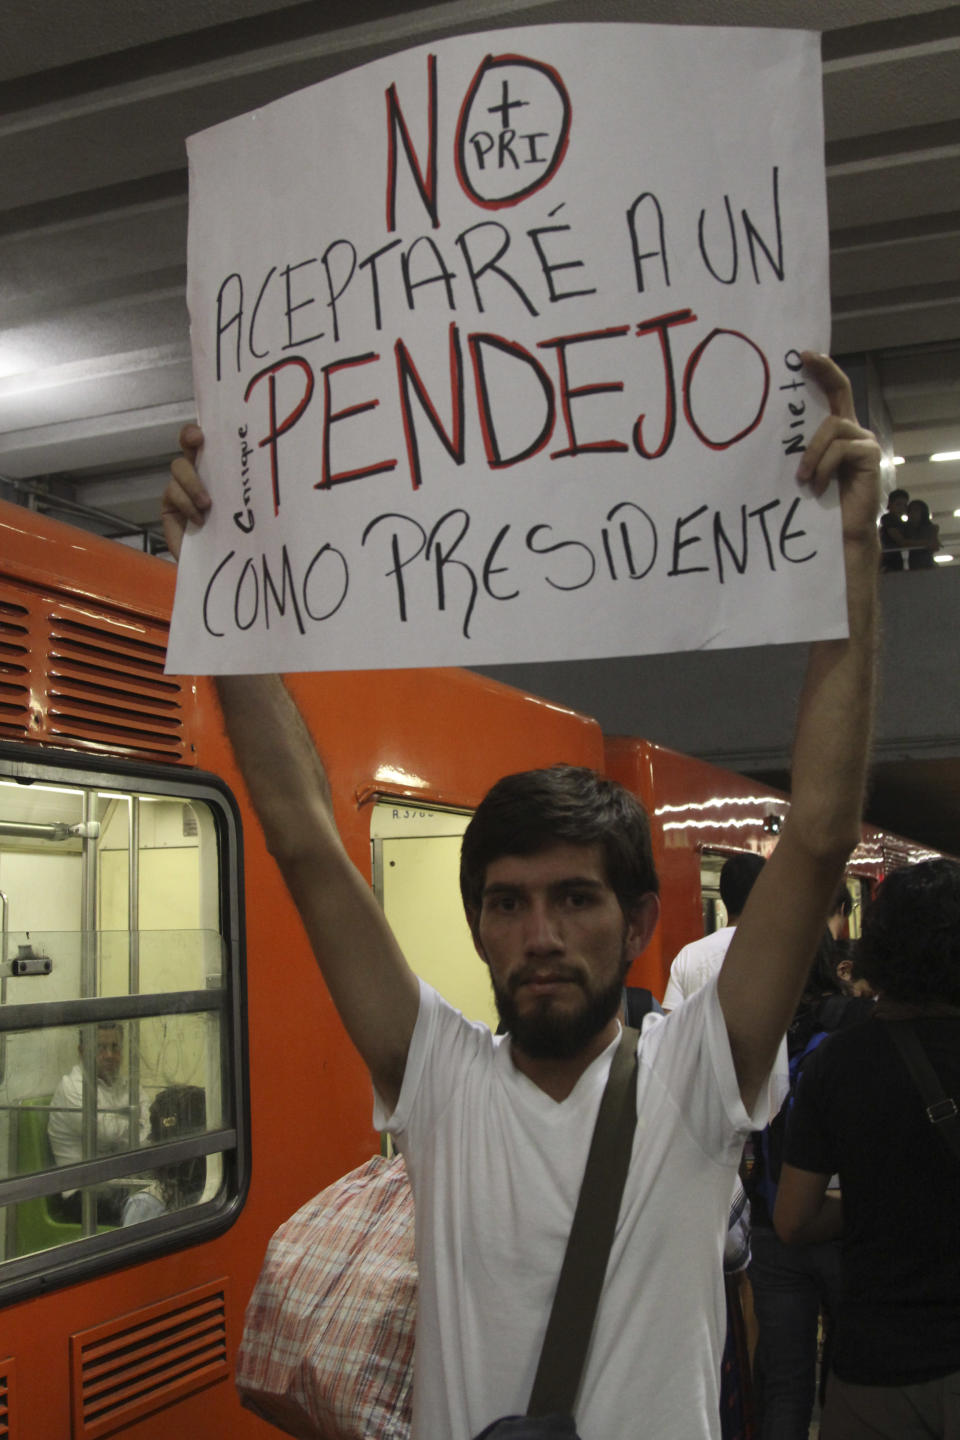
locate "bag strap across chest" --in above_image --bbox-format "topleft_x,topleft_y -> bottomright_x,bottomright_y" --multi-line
526,1024 -> 640,1418
885,1020 -> 960,1161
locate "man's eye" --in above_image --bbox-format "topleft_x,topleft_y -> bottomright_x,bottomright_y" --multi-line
565,891 -> 594,908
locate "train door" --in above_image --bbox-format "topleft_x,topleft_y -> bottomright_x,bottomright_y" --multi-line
371,800 -> 497,1031
701,845 -> 869,946
698,850 -> 731,935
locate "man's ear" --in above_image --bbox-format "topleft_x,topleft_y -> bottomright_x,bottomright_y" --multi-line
625,892 -> 661,957
465,908 -> 489,965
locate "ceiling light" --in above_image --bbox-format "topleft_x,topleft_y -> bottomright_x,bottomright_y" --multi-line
933,553 -> 954,564
930,451 -> 960,463
892,456 -> 905,466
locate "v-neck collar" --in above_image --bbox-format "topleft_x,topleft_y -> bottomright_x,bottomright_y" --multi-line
495,1023 -> 622,1114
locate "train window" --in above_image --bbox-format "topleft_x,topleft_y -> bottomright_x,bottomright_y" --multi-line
0,751 -> 246,1303
842,876 -> 867,939
699,851 -> 732,933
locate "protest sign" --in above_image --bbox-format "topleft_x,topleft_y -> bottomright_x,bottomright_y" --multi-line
166,22 -> 837,676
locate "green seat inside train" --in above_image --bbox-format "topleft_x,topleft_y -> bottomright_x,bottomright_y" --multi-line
14,1099 -> 115,1256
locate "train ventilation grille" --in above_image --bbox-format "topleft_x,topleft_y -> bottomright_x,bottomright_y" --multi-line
0,577 -> 193,764
0,600 -> 31,742
0,1354 -> 15,1440
46,604 -> 187,763
70,1279 -> 229,1438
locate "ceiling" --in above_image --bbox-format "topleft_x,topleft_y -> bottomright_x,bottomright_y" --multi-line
0,0 -> 958,544
0,0 -> 958,857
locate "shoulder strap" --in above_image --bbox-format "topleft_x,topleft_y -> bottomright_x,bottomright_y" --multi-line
527,1025 -> 639,1418
885,1021 -> 960,1161
793,1028 -> 828,1078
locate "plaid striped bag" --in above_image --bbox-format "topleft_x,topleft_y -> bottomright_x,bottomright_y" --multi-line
236,1153 -> 415,1440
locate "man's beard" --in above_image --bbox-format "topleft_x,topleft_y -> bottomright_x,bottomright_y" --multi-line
492,952 -> 630,1060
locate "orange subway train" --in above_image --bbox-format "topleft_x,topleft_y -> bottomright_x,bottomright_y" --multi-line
0,498 -> 938,1439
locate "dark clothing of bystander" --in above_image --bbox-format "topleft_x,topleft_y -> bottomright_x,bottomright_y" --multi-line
784,1013 -> 960,1387
879,510 -> 907,571
747,992 -> 870,1439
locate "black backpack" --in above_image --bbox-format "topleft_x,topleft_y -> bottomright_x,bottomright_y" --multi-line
623,986 -> 661,1027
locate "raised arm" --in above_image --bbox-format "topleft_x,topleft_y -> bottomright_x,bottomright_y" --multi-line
717,354 -> 881,1113
164,430 -> 420,1112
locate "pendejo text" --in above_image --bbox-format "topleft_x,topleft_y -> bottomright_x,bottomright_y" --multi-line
200,491 -> 817,641
224,310 -> 776,522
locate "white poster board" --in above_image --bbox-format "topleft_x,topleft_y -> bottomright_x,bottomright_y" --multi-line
167,23 -> 838,676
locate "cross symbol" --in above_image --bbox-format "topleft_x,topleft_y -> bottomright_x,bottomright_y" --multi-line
487,78 -> 529,130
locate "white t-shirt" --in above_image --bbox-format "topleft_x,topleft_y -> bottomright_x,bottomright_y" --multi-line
663,930 -> 790,1117
662,927 -> 735,1010
47,1064 -> 144,1196
377,976 -> 767,1440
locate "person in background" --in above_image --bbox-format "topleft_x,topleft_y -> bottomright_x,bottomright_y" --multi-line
834,939 -> 875,1000
776,860 -> 960,1440
747,933 -> 871,1440
878,486 -> 909,572
662,854 -> 766,1010
901,497 -> 940,570
621,983 -> 663,1026
663,852 -> 777,1435
47,1022 -> 147,1224
122,1084 -> 207,1226
664,850 -> 790,1110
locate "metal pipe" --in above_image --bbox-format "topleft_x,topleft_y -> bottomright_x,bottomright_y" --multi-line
0,821 -> 76,842
0,472 -> 163,551
127,796 -> 141,1149
79,791 -> 99,1237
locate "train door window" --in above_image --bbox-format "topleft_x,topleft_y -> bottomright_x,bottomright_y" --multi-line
699,851 -> 731,934
841,875 -> 867,939
371,801 -> 498,1031
0,750 -> 246,1304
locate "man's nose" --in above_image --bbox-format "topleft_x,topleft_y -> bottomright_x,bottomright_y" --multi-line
523,899 -> 563,953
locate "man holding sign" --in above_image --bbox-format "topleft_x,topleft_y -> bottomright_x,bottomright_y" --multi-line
163,351 -> 880,1438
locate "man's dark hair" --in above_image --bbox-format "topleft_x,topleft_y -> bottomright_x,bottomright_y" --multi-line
459,764 -> 658,923
858,859 -> 960,1004
149,1085 -> 207,1210
719,853 -> 765,920
79,1021 -> 123,1046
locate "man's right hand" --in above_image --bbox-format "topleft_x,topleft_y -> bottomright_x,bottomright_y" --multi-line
162,424 -> 210,559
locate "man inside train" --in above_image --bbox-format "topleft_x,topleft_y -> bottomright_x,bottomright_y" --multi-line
47,1021 -> 148,1224
162,351 -> 881,1440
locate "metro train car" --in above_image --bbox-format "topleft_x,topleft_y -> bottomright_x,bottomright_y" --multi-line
0,498 -> 939,1439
